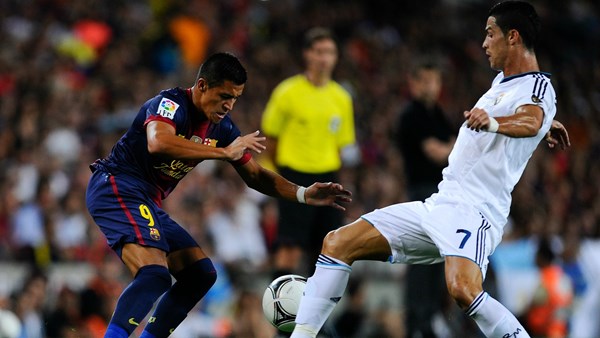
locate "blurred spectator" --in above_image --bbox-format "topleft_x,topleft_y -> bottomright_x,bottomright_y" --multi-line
51,189 -> 91,261
230,290 -> 276,338
13,271 -> 47,338
168,6 -> 211,68
78,256 -> 126,338
205,170 -> 269,277
333,277 -> 367,338
10,176 -> 54,265
524,237 -> 573,338
44,286 -> 80,338
394,60 -> 455,338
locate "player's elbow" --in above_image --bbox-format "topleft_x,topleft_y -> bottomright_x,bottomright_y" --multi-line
509,119 -> 542,138
147,134 -> 169,155
446,275 -> 482,310
515,107 -> 543,137
146,130 -> 175,155
240,170 -> 263,192
147,138 -> 162,154
243,177 -> 261,191
523,121 -> 541,137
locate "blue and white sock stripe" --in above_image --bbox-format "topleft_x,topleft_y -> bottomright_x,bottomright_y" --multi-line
316,254 -> 352,272
475,214 -> 491,267
532,73 -> 548,100
465,291 -> 488,317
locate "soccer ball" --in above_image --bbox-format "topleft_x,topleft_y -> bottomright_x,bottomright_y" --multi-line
0,310 -> 21,338
262,274 -> 307,332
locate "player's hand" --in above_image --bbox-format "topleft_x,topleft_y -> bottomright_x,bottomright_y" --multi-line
464,108 -> 491,132
305,182 -> 352,211
225,130 -> 266,161
545,120 -> 570,150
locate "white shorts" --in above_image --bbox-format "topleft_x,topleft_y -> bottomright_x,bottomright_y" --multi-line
362,196 -> 501,279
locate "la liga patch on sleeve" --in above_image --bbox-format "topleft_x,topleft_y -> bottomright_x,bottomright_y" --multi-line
157,97 -> 179,119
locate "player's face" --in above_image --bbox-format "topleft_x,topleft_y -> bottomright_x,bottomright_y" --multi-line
304,38 -> 338,76
409,69 -> 442,105
200,80 -> 244,123
482,17 -> 509,71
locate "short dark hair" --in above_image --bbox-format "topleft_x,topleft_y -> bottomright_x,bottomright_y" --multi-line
536,237 -> 556,265
302,27 -> 336,50
195,52 -> 247,87
409,59 -> 441,79
489,1 -> 540,50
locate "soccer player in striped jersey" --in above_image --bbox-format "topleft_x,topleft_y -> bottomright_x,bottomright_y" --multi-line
291,2 -> 570,338
86,52 -> 351,338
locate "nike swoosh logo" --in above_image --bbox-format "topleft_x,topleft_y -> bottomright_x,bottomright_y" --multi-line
128,318 -> 140,326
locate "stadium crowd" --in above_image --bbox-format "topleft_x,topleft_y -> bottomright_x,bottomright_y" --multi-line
0,0 -> 598,337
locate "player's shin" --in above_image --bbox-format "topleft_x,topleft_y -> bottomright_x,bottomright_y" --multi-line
140,258 -> 217,338
466,291 -> 531,338
105,265 -> 172,338
291,254 -> 351,338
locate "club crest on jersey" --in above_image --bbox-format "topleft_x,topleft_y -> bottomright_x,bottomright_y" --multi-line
329,116 -> 341,133
190,135 -> 217,147
203,138 -> 218,147
150,228 -> 161,241
157,98 -> 179,119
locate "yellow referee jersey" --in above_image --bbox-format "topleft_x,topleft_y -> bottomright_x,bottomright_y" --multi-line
261,75 -> 356,174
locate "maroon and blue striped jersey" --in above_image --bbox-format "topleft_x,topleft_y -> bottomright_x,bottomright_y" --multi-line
91,87 -> 251,202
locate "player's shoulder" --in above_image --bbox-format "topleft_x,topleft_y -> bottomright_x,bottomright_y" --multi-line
507,72 -> 554,101
156,87 -> 188,102
147,87 -> 189,119
499,71 -> 553,86
145,87 -> 187,107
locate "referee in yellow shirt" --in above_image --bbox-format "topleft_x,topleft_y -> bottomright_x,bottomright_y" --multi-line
261,27 -> 356,277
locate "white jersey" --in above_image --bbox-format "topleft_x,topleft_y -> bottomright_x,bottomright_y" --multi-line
435,71 -> 556,229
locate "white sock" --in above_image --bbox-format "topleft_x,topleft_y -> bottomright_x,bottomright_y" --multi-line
291,254 -> 351,338
467,291 -> 531,338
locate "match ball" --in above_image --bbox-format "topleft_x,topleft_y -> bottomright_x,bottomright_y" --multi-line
262,274 -> 307,332
0,310 -> 21,338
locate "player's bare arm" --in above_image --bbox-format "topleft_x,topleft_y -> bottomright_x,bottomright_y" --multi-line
234,158 -> 352,210
464,104 -> 543,137
264,136 -> 279,165
545,119 -> 570,149
147,120 -> 265,161
422,137 -> 455,165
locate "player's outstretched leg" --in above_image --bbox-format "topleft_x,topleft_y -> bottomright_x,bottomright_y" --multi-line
445,256 -> 530,338
291,219 -> 391,338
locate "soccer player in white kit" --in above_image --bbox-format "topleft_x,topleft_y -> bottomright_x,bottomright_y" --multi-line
291,1 -> 571,338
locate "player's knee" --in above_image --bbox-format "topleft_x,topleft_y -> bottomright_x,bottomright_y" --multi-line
322,229 -> 351,258
446,277 -> 481,309
137,264 -> 173,291
174,258 -> 217,300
